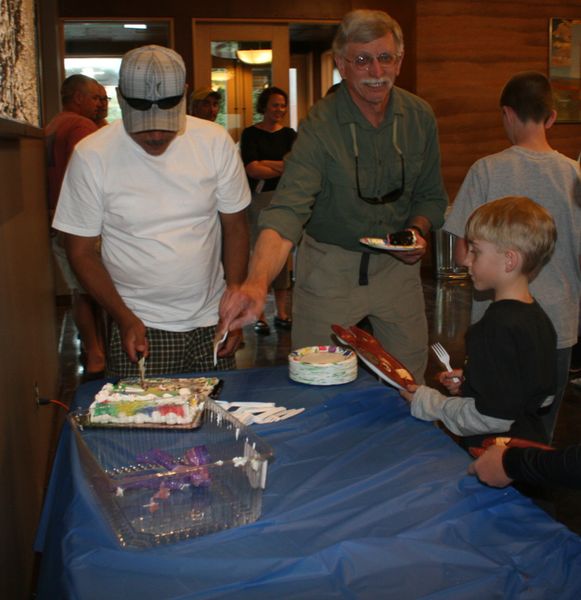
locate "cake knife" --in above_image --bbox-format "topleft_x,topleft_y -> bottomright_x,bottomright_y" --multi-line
137,351 -> 146,389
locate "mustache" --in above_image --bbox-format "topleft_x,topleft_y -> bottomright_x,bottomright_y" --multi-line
360,77 -> 392,85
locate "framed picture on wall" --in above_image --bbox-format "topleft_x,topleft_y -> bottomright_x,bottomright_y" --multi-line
550,17 -> 581,123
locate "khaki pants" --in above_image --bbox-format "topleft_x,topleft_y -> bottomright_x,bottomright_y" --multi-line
292,234 -> 428,382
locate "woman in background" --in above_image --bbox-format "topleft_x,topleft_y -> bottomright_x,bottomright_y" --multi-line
240,86 -> 297,335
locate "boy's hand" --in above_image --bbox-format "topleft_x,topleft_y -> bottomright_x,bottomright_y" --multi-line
400,383 -> 419,403
437,369 -> 463,395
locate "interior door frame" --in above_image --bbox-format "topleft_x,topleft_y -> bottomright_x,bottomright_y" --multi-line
193,21 -> 289,130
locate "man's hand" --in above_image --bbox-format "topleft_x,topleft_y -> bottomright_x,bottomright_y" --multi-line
468,445 -> 513,488
391,228 -> 428,264
219,283 -> 267,333
217,328 -> 244,357
118,315 -> 148,363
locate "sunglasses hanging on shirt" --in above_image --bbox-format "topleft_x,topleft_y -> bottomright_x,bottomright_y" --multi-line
350,121 -> 405,204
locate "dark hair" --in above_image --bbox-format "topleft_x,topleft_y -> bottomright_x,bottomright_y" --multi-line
61,74 -> 95,104
256,87 -> 288,114
499,71 -> 554,124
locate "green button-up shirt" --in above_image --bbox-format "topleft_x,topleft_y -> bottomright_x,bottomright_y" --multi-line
260,83 -> 448,252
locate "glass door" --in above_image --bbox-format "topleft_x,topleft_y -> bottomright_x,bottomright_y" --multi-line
193,23 -> 289,141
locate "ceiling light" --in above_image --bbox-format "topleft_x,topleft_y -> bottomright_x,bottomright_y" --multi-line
236,49 -> 272,65
124,24 -> 147,30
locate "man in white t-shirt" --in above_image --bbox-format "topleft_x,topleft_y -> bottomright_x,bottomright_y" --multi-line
53,45 -> 251,377
444,71 -> 581,441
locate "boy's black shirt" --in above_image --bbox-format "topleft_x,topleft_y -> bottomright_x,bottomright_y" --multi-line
460,299 -> 557,447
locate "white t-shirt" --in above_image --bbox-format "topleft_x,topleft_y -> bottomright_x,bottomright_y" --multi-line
444,145 -> 581,348
53,118 -> 251,331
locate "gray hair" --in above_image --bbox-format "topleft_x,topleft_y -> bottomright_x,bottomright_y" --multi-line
332,10 -> 404,56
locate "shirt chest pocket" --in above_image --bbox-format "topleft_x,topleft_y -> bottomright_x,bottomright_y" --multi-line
326,162 -> 356,191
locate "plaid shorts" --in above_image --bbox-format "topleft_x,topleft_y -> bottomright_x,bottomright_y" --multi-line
106,323 -> 236,378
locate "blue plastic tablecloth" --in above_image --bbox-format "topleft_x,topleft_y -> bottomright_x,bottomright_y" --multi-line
35,367 -> 581,599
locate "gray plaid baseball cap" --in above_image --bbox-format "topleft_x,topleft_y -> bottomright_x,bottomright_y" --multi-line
118,45 -> 186,134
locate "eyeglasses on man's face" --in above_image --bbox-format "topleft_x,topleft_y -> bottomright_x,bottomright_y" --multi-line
119,90 -> 184,111
344,52 -> 402,71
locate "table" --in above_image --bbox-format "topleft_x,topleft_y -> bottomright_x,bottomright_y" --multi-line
35,367 -> 581,599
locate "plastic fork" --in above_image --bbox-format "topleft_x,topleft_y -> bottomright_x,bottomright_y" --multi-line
431,342 -> 460,383
213,330 -> 228,366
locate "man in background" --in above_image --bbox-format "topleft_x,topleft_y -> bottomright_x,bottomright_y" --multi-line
189,86 -> 221,122
45,74 -> 106,378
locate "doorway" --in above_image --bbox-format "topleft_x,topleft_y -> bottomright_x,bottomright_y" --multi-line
193,21 -> 339,140
193,23 -> 289,141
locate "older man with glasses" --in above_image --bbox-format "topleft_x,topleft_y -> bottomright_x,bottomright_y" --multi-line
220,10 -> 447,381
53,45 -> 250,378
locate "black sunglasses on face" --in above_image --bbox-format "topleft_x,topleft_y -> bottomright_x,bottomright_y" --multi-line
350,123 -> 405,205
119,90 -> 184,111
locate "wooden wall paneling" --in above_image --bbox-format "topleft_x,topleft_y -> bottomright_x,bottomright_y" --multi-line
57,1 -> 418,92
58,0 -> 352,20
417,0 -> 581,202
0,131 -> 60,600
38,0 -> 63,123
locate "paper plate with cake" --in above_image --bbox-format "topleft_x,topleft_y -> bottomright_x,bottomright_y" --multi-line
360,229 -> 422,252
331,324 -> 415,391
77,377 -> 221,429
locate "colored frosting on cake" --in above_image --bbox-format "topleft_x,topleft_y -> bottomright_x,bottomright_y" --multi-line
89,377 -> 219,425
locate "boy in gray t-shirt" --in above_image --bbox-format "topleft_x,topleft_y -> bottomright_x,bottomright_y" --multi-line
444,71 -> 581,441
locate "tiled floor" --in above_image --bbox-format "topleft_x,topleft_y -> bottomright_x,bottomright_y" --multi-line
55,270 -> 581,534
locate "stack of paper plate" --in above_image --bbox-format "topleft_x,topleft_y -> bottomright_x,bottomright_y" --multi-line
288,346 -> 357,385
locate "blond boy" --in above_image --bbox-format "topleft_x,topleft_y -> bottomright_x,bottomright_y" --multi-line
401,196 -> 557,447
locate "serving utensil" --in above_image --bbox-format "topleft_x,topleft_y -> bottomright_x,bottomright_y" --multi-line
213,330 -> 228,367
431,342 -> 460,384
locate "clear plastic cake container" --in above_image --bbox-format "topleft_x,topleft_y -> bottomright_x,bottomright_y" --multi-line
69,399 -> 274,548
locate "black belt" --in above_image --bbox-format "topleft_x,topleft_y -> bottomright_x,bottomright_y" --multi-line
359,253 -> 370,286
